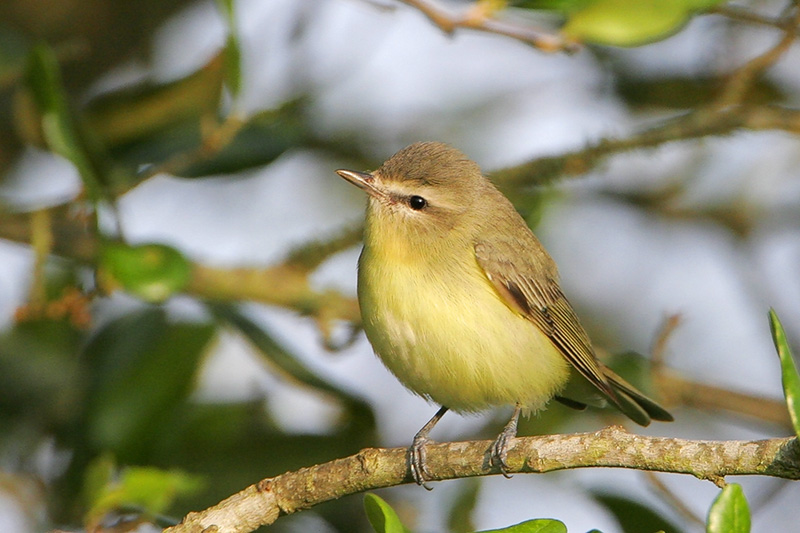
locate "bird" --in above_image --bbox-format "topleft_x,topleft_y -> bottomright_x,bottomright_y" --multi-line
336,141 -> 672,485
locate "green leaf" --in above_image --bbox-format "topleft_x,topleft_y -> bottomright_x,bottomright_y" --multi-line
561,0 -> 722,47
364,493 -> 410,533
99,242 -> 192,303
706,483 -> 750,533
769,309 -> 800,438
593,492 -> 681,533
479,518 -> 567,533
215,0 -> 242,98
517,0 -> 726,44
82,453 -> 115,513
563,0 -> 686,46
84,455 -> 203,524
25,43 -> 106,203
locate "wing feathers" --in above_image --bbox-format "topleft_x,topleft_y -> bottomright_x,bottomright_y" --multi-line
474,238 -> 670,426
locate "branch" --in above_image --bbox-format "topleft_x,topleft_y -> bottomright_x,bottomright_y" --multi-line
657,370 -> 794,429
715,3 -> 800,108
397,0 -> 578,53
491,104 -> 800,188
164,426 -> 800,533
0,208 -> 361,334
187,263 -> 360,337
712,4 -> 800,33
650,314 -> 794,430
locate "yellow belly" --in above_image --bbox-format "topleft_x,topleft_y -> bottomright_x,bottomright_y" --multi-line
358,245 -> 570,414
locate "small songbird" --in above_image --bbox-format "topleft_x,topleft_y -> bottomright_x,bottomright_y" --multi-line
336,142 -> 672,485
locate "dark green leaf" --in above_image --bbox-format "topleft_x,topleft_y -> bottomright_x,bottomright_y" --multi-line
364,494 -> 410,533
706,483 -> 750,533
81,308 -> 215,460
85,56 -> 223,149
151,401 -> 375,518
614,76 -> 786,110
479,518 -> 567,533
101,99 -> 310,181
179,102 -> 311,177
769,309 -> 800,438
447,479 -> 482,533
511,0 -> 591,12
209,302 -> 377,436
0,27 -> 30,87
211,304 -> 360,398
0,317 -> 84,433
593,492 -> 681,533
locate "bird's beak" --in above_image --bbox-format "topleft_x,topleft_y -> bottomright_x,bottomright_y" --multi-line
336,169 -> 387,200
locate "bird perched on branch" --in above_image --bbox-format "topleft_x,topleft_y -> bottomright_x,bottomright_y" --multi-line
337,142 -> 672,485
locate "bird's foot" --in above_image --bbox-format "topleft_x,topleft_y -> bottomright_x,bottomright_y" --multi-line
408,406 -> 449,489
489,404 -> 521,478
409,433 -> 434,490
489,427 -> 515,478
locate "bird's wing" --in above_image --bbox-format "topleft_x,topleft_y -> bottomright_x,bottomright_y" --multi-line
474,239 -> 619,407
474,236 -> 671,426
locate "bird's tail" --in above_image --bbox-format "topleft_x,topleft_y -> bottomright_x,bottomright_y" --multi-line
555,365 -> 673,426
603,366 -> 673,426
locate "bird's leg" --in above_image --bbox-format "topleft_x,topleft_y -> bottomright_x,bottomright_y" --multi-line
489,403 -> 522,478
409,405 -> 449,488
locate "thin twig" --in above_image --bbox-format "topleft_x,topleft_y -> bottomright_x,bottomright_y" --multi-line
397,0 -> 577,53
712,4 -> 800,32
715,3 -> 800,108
656,370 -> 794,429
491,104 -> 800,188
164,427 -> 800,533
0,209 -> 361,330
29,209 -> 53,307
651,314 -> 683,369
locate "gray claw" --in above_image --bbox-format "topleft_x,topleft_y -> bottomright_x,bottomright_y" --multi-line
409,435 -> 434,489
490,403 -> 522,478
489,431 -> 514,478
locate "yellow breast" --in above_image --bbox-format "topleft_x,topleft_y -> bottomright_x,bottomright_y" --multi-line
357,240 -> 570,413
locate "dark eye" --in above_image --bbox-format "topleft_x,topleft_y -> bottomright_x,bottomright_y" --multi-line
408,195 -> 427,210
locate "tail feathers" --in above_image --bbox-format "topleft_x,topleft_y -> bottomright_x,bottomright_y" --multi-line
605,368 -> 674,425
556,366 -> 673,427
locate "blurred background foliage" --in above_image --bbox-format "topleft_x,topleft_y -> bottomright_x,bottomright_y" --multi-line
1,0 -> 800,532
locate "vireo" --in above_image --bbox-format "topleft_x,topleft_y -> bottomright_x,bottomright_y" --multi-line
336,142 -> 672,485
